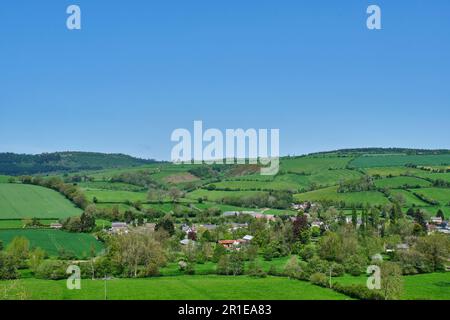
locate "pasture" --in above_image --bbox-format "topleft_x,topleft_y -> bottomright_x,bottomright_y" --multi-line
413,188 -> 450,205
374,176 -> 431,189
281,156 -> 351,174
0,184 -> 82,219
350,154 -> 450,168
294,186 -> 390,206
83,189 -> 148,203
334,272 -> 450,300
389,190 -> 429,207
0,229 -> 104,258
186,189 -> 267,202
0,276 -> 351,300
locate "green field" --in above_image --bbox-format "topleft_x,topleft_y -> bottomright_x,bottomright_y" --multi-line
351,154 -> 450,168
83,189 -> 148,203
186,189 -> 267,202
334,272 -> 450,300
0,175 -> 11,183
0,229 -> 104,258
281,157 -> 352,174
413,188 -> 450,205
374,176 -> 431,189
0,276 -> 351,300
294,186 -> 390,206
389,190 -> 429,207
0,184 -> 82,219
363,166 -> 425,177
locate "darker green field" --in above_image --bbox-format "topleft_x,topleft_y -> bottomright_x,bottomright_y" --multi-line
0,229 -> 104,258
351,154 -> 450,168
0,184 -> 82,219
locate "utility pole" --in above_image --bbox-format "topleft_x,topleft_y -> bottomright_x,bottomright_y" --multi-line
104,274 -> 107,301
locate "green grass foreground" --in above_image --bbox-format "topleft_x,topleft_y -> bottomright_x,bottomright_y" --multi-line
0,276 -> 351,300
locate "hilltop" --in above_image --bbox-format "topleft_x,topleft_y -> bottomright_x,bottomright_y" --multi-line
0,151 -> 159,175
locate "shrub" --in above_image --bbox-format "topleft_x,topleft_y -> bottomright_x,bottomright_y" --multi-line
35,261 -> 68,280
310,272 -> 329,288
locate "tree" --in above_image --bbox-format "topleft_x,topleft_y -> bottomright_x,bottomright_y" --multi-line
212,244 -> 226,263
111,233 -> 166,278
7,237 -> 30,267
283,256 -> 303,279
29,248 -> 46,273
414,234 -> 450,271
155,214 -> 175,236
228,251 -> 244,276
380,262 -> 403,300
0,252 -> 19,280
168,187 -> 184,203
292,214 -> 309,243
351,207 -> 358,228
436,209 -> 445,220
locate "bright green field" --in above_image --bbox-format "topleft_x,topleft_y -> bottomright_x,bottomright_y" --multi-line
0,276 -> 350,300
281,157 -> 351,174
294,186 -> 390,206
414,172 -> 450,183
334,272 -> 450,300
351,154 -> 450,168
374,176 -> 431,189
186,189 -> 267,202
0,229 -> 104,258
83,189 -> 148,203
0,184 -> 82,219
364,166 -> 425,177
389,190 -> 429,207
413,188 -> 450,205
0,175 -> 11,183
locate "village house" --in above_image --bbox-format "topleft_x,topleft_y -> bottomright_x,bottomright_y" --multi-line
218,239 -> 244,250
110,222 -> 128,235
50,223 -> 62,229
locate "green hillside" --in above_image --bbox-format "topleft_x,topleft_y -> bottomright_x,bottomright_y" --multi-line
0,184 -> 82,219
0,229 -> 104,258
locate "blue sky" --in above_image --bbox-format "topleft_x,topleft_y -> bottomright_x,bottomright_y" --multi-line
1,0 -> 449,160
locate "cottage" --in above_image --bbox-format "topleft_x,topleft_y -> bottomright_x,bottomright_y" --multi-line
50,223 -> 62,229
223,211 -> 241,217
218,239 -> 243,250
242,235 -> 254,242
110,222 -> 128,234
430,217 -> 443,225
199,224 -> 217,231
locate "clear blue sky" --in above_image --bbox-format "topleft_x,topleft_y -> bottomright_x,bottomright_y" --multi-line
1,0 -> 449,160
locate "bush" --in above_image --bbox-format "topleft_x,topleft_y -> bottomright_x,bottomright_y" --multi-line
35,260 -> 68,280
0,252 -> 19,280
310,272 -> 329,288
247,261 -> 267,278
332,282 -> 383,300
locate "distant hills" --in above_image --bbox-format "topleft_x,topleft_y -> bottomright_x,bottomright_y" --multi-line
1,148 -> 450,176
0,152 -> 159,175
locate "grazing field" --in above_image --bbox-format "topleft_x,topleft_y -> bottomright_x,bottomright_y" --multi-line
413,188 -> 450,205
414,172 -> 450,183
186,189 -> 267,202
363,166 -> 425,177
389,190 -> 429,207
294,186 -> 390,206
83,189 -> 148,203
350,154 -> 450,168
334,272 -> 450,300
0,276 -> 351,300
206,180 -> 301,191
0,184 -> 82,219
77,181 -> 146,192
0,229 -> 104,258
281,157 -> 352,174
374,176 -> 431,189
0,175 -> 11,183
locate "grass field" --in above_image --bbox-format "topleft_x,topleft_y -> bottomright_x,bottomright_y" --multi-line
413,188 -> 450,205
281,157 -> 352,174
351,154 -> 450,168
374,176 -> 431,189
294,186 -> 390,206
363,166 -> 425,177
0,175 -> 11,183
0,229 -> 104,258
0,276 -> 351,300
0,184 -> 82,219
334,272 -> 450,300
83,189 -> 148,203
186,189 -> 267,202
414,172 -> 450,183
389,190 -> 429,207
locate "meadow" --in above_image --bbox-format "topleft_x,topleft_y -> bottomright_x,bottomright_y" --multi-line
0,184 -> 82,219
389,190 -> 429,207
0,276 -> 351,300
186,189 -> 267,202
413,188 -> 450,205
83,189 -> 148,203
0,219 -> 58,229
0,229 -> 104,258
294,186 -> 390,206
374,176 -> 431,189
280,156 -> 352,174
350,154 -> 450,168
334,272 -> 450,300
